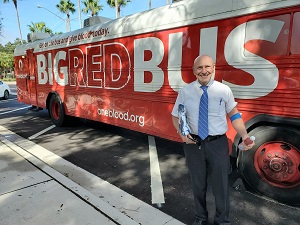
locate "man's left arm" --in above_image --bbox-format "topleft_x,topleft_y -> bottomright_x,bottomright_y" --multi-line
227,107 -> 254,150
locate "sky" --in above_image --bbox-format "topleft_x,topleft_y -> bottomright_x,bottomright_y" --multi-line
0,0 -> 170,45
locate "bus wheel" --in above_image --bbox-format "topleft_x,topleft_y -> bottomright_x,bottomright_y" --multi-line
238,126 -> 300,206
49,94 -> 66,126
4,90 -> 9,100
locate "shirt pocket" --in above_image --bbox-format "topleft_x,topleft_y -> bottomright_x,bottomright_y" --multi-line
209,97 -> 226,117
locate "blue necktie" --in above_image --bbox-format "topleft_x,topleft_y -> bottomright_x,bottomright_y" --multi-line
198,86 -> 208,140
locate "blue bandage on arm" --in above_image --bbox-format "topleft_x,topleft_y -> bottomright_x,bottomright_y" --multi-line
230,113 -> 242,122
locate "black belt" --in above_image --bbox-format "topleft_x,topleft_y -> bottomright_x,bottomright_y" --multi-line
190,134 -> 225,146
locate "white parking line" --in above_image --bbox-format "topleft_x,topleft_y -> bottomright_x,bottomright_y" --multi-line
28,125 -> 56,140
0,106 -> 28,115
148,135 -> 165,206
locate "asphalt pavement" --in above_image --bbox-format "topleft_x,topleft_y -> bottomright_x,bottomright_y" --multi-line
0,125 -> 184,225
1,81 -> 300,225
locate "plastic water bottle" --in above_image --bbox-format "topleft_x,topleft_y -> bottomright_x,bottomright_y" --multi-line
239,136 -> 255,150
178,104 -> 191,136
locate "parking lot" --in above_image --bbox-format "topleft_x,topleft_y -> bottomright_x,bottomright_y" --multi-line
0,82 -> 299,225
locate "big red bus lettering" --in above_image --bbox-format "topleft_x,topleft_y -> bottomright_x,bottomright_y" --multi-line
37,54 -> 47,85
69,48 -> 86,87
103,43 -> 130,90
54,51 -> 68,86
224,19 -> 284,99
47,53 -> 53,85
134,37 -> 165,92
37,51 -> 68,86
38,42 -> 131,89
168,32 -> 188,92
36,21 -> 280,97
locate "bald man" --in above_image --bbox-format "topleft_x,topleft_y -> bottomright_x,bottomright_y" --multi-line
171,55 -> 254,225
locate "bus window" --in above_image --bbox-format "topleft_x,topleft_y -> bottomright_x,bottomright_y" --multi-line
244,14 -> 290,57
291,12 -> 300,55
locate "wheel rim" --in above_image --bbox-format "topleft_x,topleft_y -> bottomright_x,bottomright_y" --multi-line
4,90 -> 8,99
254,141 -> 300,188
51,101 -> 60,121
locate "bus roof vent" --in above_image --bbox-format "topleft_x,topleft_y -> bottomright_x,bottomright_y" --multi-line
27,32 -> 51,42
84,16 -> 112,27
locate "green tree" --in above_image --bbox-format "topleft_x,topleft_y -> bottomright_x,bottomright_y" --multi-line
0,16 -> 3,37
0,51 -> 13,76
12,38 -> 23,46
0,39 -> 24,77
3,0 -> 23,43
82,0 -> 104,16
56,0 -> 76,32
45,27 -> 53,34
27,22 -> 53,34
107,0 -> 131,18
28,22 -> 45,33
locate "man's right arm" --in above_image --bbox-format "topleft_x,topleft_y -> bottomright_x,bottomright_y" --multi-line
172,115 -> 195,144
172,115 -> 180,133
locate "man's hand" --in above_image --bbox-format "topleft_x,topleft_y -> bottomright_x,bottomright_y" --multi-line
241,136 -> 255,150
180,133 -> 197,144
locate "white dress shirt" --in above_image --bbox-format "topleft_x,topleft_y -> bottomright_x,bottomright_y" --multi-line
172,79 -> 237,135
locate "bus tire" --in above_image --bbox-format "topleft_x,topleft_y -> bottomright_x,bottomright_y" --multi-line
49,94 -> 66,127
238,126 -> 300,206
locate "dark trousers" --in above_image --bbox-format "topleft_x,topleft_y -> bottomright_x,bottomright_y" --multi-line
184,135 -> 231,225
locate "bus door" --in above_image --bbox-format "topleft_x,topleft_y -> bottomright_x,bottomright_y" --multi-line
26,49 -> 38,106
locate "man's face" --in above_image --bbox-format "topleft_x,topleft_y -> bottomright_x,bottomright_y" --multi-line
193,56 -> 215,86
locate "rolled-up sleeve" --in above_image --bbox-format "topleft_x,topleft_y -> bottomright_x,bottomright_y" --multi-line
171,91 -> 183,118
225,87 -> 237,113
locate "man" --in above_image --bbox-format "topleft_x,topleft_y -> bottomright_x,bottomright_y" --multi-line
171,55 -> 254,225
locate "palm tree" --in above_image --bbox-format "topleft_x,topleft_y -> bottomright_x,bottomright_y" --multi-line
27,22 -> 53,34
44,27 -> 53,34
106,0 -> 131,18
28,22 -> 44,33
0,17 -> 3,36
3,0 -> 23,43
115,0 -> 118,18
56,0 -> 76,32
82,0 -> 104,17
78,0 -> 82,28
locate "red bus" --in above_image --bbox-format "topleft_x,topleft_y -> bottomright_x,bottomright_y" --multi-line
14,0 -> 300,205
